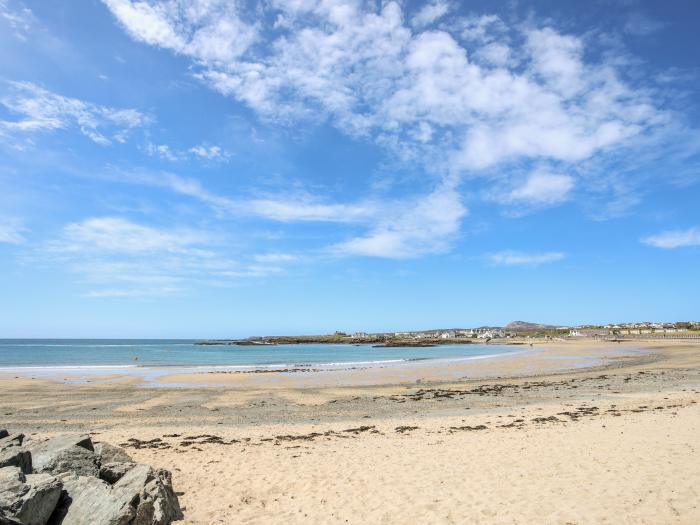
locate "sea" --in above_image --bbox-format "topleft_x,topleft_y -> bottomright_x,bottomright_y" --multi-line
0,339 -> 523,370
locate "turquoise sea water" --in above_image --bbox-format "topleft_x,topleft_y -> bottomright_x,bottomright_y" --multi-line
0,339 -> 523,369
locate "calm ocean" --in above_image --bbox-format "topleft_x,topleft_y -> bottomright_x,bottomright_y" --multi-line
0,339 -> 522,369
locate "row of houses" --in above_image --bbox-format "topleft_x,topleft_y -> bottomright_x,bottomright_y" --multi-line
570,327 -> 685,337
351,328 -> 507,340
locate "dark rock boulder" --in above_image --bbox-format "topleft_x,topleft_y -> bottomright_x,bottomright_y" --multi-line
0,467 -> 62,525
0,432 -> 8,441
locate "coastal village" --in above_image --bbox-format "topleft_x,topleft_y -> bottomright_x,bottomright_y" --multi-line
349,320 -> 700,341
205,320 -> 700,346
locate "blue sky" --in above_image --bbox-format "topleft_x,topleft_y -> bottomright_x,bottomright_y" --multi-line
0,0 -> 698,338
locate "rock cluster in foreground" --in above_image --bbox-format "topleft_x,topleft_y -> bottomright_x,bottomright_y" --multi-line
0,429 -> 182,525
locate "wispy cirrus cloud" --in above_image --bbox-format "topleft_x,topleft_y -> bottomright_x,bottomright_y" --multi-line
0,217 -> 26,244
51,217 -> 212,255
0,0 -> 35,41
111,168 -> 465,258
486,251 -> 566,266
0,81 -> 150,147
43,216 -> 294,297
642,227 -> 700,249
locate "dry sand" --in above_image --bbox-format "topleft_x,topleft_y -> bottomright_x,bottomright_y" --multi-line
1,340 -> 699,524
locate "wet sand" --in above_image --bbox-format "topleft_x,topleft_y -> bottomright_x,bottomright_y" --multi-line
1,339 -> 699,524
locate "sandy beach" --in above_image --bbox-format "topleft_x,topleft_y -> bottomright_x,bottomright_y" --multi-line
2,339 -> 699,524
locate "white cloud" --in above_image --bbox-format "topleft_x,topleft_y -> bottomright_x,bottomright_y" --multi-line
247,194 -> 375,223
102,0 -> 257,63
253,253 -> 299,263
0,81 -> 149,146
0,0 -> 35,40
188,144 -> 229,160
412,1 -> 451,29
0,218 -> 26,244
145,141 -> 230,162
52,217 -> 211,255
642,227 -> 700,249
145,142 -> 179,161
113,170 -> 240,215
85,287 -> 182,298
504,172 -> 575,206
487,251 -> 566,266
100,2 -> 683,257
333,181 -> 466,258
457,14 -> 507,43
116,169 -> 372,222
44,216 -> 291,296
104,1 -> 667,172
114,167 -> 466,258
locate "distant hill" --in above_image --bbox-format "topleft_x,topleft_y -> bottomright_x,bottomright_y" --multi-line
505,321 -> 562,332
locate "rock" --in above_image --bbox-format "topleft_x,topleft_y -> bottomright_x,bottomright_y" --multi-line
113,465 -> 182,524
28,435 -> 93,455
27,436 -> 98,477
51,465 -> 181,525
50,474 -> 133,525
0,434 -> 24,451
12,474 -> 62,525
2,434 -> 181,525
98,463 -> 134,485
32,448 -> 97,479
94,443 -> 132,465
0,508 -> 23,525
0,435 -> 30,474
0,467 -> 62,525
0,449 -> 32,475
0,432 -> 8,440
0,467 -> 26,506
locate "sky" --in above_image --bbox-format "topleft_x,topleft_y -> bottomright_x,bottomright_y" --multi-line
0,0 -> 699,338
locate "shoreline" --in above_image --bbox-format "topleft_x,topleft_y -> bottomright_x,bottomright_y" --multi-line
0,345 -> 534,386
0,340 -> 637,389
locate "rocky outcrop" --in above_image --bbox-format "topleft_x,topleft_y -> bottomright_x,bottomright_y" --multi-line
0,430 -> 181,525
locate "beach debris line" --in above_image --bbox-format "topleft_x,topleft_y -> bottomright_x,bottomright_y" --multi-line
0,430 -> 182,525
